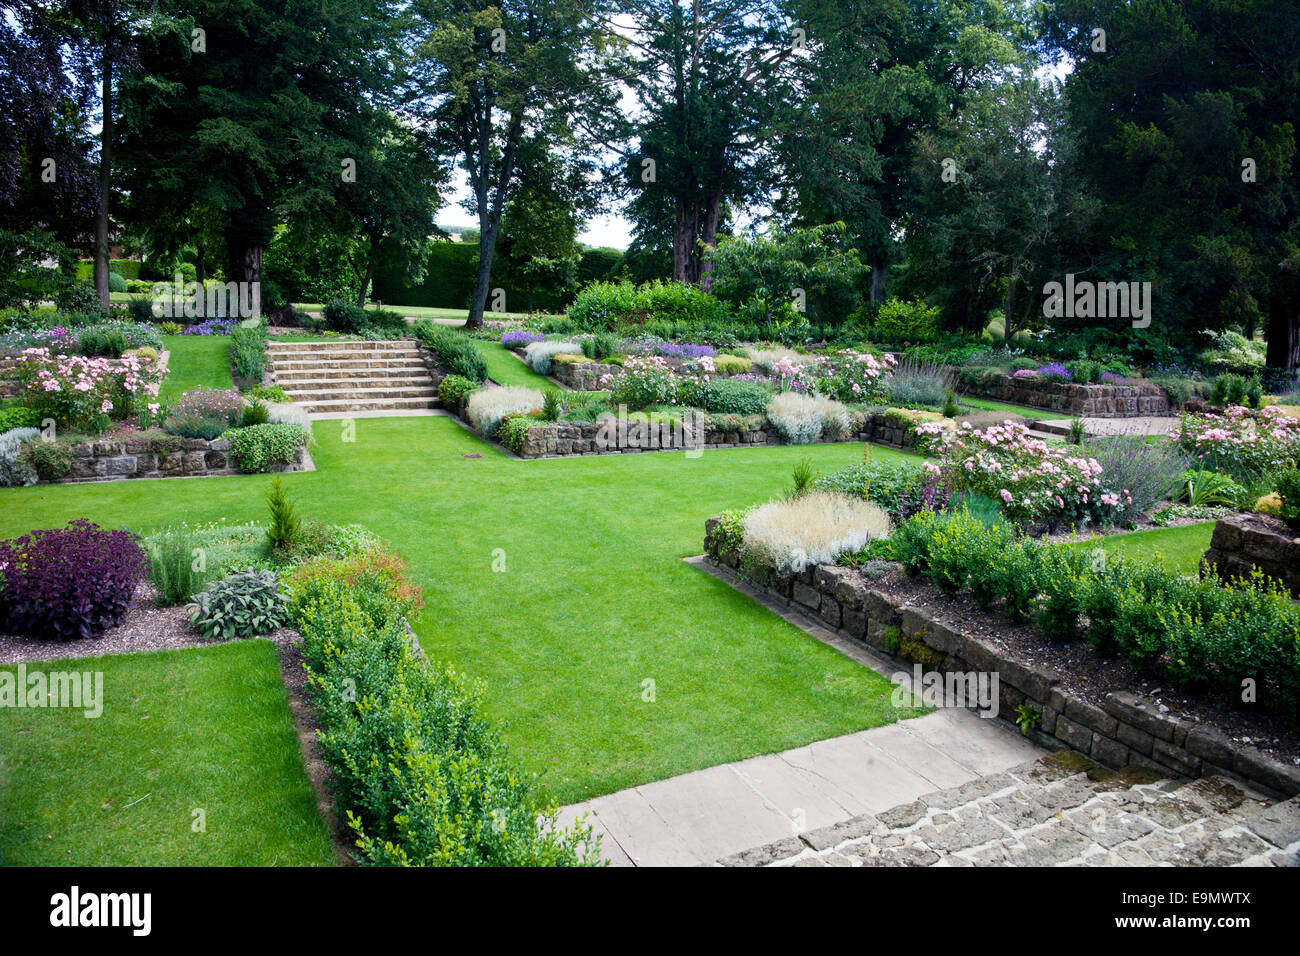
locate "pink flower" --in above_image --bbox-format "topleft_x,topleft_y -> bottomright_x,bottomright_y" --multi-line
999,489 -> 1013,504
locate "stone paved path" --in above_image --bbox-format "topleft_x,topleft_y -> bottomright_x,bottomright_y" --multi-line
718,750 -> 1300,867
558,708 -> 1043,866
1033,415 -> 1180,438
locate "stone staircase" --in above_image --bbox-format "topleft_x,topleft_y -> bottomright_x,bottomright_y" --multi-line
718,751 -> 1299,867
267,339 -> 439,415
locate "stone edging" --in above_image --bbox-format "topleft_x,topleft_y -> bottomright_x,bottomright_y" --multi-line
55,435 -> 313,483
976,374 -> 1169,418
702,518 -> 1300,798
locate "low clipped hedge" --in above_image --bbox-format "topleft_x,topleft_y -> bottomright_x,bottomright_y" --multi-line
289,571 -> 601,866
885,507 -> 1300,723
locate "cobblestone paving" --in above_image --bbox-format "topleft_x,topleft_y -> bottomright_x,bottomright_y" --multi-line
718,751 -> 1300,867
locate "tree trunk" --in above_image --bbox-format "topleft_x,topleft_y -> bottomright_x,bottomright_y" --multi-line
673,199 -> 696,284
94,44 -> 114,309
672,192 -> 722,288
868,255 -> 888,304
1265,279 -> 1300,370
697,189 -> 722,293
467,226 -> 497,328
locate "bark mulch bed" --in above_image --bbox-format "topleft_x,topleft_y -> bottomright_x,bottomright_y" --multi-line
856,563 -> 1300,772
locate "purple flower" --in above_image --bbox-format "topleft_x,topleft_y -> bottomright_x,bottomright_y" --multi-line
183,317 -> 240,336
500,330 -> 545,348
1036,363 -> 1071,381
657,342 -> 716,359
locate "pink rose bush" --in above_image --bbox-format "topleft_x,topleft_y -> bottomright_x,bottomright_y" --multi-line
4,347 -> 163,432
914,418 -> 1129,526
1172,405 -> 1300,476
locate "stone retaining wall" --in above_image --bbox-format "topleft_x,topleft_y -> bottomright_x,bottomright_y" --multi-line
58,435 -> 311,482
702,519 -> 1300,798
1203,512 -> 1300,597
980,375 -> 1169,417
511,409 -> 923,458
550,359 -> 621,391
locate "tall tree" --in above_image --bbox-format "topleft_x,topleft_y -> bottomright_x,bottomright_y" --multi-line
117,0 -> 400,295
775,0 -> 1027,303
619,0 -> 791,289
1043,0 -> 1300,368
404,0 -> 619,327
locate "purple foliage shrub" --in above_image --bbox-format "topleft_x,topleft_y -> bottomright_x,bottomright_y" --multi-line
0,519 -> 149,640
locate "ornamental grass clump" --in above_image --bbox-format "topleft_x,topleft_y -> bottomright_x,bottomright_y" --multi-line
765,391 -> 851,444
465,386 -> 544,437
742,491 -> 891,573
0,519 -> 149,641
524,339 -> 583,375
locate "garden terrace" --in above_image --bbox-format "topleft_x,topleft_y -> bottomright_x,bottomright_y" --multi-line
702,520 -> 1300,799
972,372 -> 1170,418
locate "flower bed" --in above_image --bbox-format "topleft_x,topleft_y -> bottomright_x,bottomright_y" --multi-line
3,347 -> 163,430
1173,404 -> 1300,476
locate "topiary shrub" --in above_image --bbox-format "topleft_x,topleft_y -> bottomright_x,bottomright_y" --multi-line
188,568 -> 289,640
0,519 -> 149,640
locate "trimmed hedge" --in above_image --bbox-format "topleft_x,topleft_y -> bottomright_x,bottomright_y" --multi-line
289,572 -> 601,865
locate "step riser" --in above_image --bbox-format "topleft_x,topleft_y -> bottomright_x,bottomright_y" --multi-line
283,387 -> 438,400
268,341 -> 419,351
274,373 -> 433,386
300,399 -> 440,413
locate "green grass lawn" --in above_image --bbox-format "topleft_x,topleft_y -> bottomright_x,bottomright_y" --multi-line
0,423 -> 919,816
0,640 -> 333,866
1066,522 -> 1215,574
291,302 -> 557,324
474,341 -> 557,389
159,334 -> 233,401
956,395 -> 1074,420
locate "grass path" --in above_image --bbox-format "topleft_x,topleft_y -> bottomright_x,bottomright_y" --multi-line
473,341 -> 556,389
158,334 -> 233,401
0,641 -> 333,866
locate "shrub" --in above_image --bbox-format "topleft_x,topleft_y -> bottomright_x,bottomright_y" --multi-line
926,507 -> 1013,600
437,373 -> 481,409
159,320 -> 182,336
0,427 -> 39,486
1173,405 -> 1300,478
17,439 -> 73,481
581,333 -> 617,360
224,422 -> 309,473
78,320 -> 163,356
540,389 -> 564,422
128,295 -> 156,322
604,355 -> 680,409
285,546 -> 423,623
465,386 -> 544,437
712,354 -> 752,375
501,330 -> 546,349
871,298 -> 941,343
289,577 -> 596,865
1277,468 -> 1300,529
497,415 -> 535,454
322,299 -> 368,333
742,491 -> 890,573
188,568 -> 289,640
147,525 -> 215,606
266,475 -> 302,552
0,519 -> 149,640
878,356 -> 951,408
244,384 -> 290,403
413,323 -> 487,381
766,392 -> 851,444
1083,434 -> 1188,522
242,398 -> 270,426
1210,372 -> 1248,406
523,340 -> 582,375
811,460 -> 932,522
700,377 -> 770,415
0,406 -> 40,432
567,279 -> 731,331
164,386 -> 243,438
230,322 -> 268,382
6,347 -> 161,430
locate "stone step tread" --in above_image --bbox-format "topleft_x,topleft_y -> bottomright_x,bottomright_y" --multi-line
282,390 -> 439,401
718,752 -> 1298,868
268,345 -> 422,355
296,397 -> 440,411
274,374 -> 434,386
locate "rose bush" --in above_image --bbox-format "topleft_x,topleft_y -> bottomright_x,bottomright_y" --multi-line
1172,405 -> 1300,477
3,347 -> 162,431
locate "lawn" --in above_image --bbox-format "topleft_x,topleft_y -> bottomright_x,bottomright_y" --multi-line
291,302 -> 558,324
1066,522 -> 1215,574
474,341 -> 557,388
0,423 -> 921,814
0,640 -> 334,866
159,334 -> 233,401
957,395 -> 1073,420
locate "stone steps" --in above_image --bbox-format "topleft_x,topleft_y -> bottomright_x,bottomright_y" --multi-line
267,339 -> 439,415
719,751 -> 1299,867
